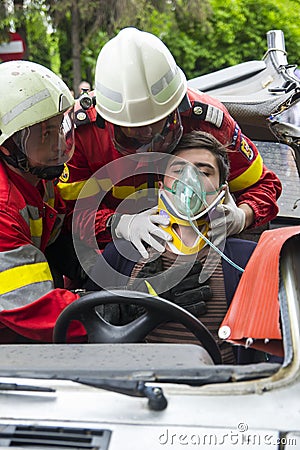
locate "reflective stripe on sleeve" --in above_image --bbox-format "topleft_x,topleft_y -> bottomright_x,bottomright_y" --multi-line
111,181 -> 159,200
0,245 -> 54,310
57,178 -> 101,201
58,177 -> 160,202
228,153 -> 263,192
0,262 -> 52,296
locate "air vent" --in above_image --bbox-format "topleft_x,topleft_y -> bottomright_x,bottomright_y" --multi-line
0,425 -> 111,449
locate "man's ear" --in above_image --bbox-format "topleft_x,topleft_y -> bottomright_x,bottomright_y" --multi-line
158,180 -> 163,189
0,145 -> 10,156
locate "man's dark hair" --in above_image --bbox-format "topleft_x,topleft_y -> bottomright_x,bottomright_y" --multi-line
172,130 -> 230,185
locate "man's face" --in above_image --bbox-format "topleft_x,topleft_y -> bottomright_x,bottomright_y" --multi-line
79,81 -> 91,92
163,148 -> 221,210
111,110 -> 183,155
15,113 -> 74,168
120,117 -> 166,144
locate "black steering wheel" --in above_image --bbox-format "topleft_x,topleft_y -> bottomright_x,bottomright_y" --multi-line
53,290 -> 222,364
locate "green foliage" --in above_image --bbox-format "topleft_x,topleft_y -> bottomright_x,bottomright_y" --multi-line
2,0 -> 300,84
25,3 -> 52,68
193,0 -> 300,75
80,30 -> 110,88
0,15 -> 11,44
114,2 -> 209,79
55,11 -> 73,86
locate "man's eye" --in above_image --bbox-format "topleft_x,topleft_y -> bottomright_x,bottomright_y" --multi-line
199,170 -> 210,177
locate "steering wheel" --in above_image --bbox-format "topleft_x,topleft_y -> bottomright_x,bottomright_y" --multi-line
53,290 -> 222,364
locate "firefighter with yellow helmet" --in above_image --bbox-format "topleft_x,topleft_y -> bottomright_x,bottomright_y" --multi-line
58,27 -> 282,260
0,60 -> 88,343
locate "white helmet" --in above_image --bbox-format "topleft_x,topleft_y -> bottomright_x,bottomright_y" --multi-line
0,60 -> 74,146
95,27 -> 187,127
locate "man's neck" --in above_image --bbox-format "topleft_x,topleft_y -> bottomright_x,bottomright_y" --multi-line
173,223 -> 199,247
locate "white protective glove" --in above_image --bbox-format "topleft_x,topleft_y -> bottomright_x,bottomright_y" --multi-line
208,189 -> 246,247
114,207 -> 172,259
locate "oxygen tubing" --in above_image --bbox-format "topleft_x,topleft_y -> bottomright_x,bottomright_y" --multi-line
186,200 -> 245,274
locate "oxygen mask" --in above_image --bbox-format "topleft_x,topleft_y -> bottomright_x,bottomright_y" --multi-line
163,163 -> 224,220
158,160 -> 245,275
158,163 -> 224,255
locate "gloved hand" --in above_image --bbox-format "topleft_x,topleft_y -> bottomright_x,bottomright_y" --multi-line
72,290 -> 122,325
113,208 -> 172,259
208,189 -> 246,246
130,259 -> 212,317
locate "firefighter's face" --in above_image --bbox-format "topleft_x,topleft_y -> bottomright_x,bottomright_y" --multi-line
120,118 -> 166,144
14,113 -> 74,167
110,110 -> 183,155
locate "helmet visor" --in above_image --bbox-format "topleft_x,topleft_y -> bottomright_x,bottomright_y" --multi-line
12,110 -> 75,167
110,109 -> 183,155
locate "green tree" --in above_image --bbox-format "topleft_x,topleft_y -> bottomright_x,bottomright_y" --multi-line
25,2 -> 52,68
48,0 -> 128,94
190,0 -> 300,75
0,1 -> 51,67
1,0 -> 300,85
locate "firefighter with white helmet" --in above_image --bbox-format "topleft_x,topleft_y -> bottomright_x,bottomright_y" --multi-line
94,27 -> 186,160
0,60 -> 88,343
58,27 -> 282,260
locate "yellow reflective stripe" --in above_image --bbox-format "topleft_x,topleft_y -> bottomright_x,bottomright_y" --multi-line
112,181 -> 159,199
0,262 -> 53,295
57,178 -> 100,201
145,281 -> 158,297
112,183 -> 147,199
44,181 -> 55,208
78,177 -> 111,200
229,154 -> 263,192
97,178 -> 114,192
45,196 -> 55,208
58,178 -> 159,201
29,217 -> 43,238
97,179 -> 160,196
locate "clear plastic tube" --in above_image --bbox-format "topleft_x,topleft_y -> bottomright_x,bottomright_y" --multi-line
186,200 -> 245,274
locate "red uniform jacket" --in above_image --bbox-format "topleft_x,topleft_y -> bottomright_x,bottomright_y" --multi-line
57,88 -> 282,250
0,160 -> 86,343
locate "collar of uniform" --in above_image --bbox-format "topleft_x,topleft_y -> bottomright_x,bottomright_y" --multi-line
5,164 -> 46,211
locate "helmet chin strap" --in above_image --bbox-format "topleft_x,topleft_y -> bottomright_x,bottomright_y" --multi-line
0,140 -> 64,180
28,164 -> 65,180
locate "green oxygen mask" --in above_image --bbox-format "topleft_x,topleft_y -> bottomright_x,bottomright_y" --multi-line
164,163 -> 221,219
159,162 -> 245,274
